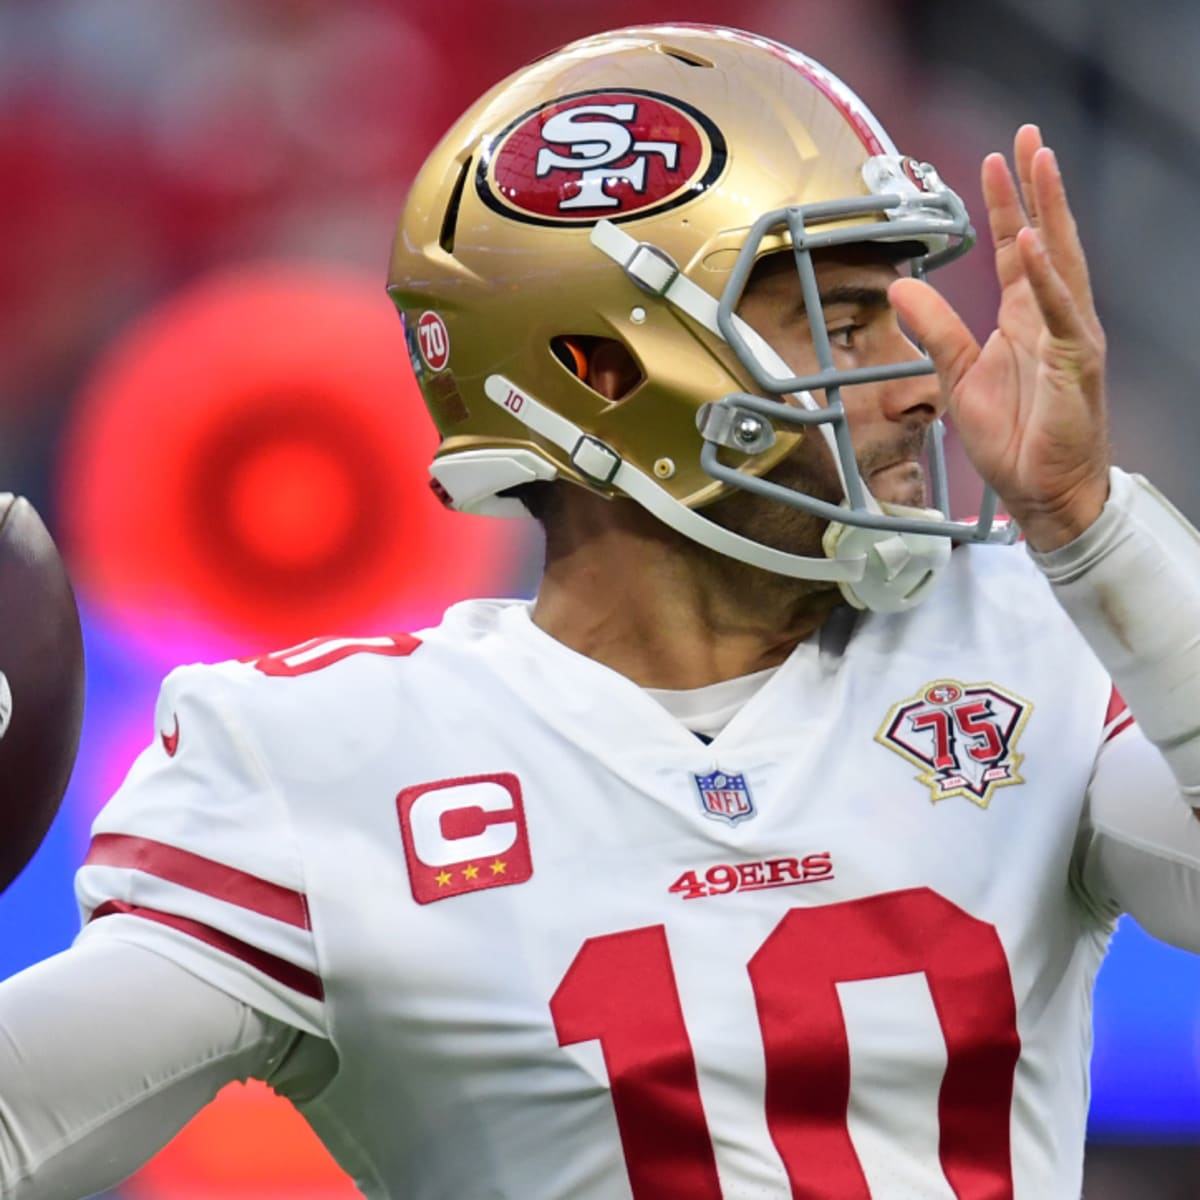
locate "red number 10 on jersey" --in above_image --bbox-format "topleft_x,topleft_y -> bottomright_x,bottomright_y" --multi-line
551,887 -> 1020,1198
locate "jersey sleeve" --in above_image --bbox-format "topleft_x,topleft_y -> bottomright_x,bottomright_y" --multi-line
1071,691 -> 1200,950
74,662 -> 327,1037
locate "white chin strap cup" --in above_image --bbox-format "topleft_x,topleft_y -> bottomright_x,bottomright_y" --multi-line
824,503 -> 952,613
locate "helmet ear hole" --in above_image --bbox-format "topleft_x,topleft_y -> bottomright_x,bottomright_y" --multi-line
549,336 -> 643,402
550,336 -> 589,379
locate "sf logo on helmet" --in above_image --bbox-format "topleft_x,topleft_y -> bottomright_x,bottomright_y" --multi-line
479,90 -> 727,227
535,103 -> 679,210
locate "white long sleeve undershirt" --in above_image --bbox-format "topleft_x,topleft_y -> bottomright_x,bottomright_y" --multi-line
0,939 -> 308,1199
1031,467 -> 1200,800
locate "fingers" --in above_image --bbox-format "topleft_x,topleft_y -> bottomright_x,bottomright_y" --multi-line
1015,226 -> 1090,345
985,129 -> 1102,336
888,277 -> 981,401
981,152 -> 1028,290
1026,145 -> 1099,331
1014,124 -> 1044,225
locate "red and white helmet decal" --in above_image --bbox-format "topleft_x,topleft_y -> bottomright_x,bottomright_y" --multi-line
416,311 -> 450,372
901,156 -> 938,193
478,88 -> 726,226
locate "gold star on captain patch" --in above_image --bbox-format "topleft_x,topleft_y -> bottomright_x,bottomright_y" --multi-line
490,859 -> 507,875
462,863 -> 480,881
435,870 -> 453,887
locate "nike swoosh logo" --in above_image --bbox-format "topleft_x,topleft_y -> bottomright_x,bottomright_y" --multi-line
161,714 -> 180,758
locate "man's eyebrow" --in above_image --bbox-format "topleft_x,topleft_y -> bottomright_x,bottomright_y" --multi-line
788,284 -> 892,325
815,284 -> 892,312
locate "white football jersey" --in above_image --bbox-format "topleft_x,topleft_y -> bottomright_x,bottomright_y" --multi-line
76,544 -> 1166,1199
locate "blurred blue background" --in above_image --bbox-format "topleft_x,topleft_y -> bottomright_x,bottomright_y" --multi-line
2,0 -> 1199,1194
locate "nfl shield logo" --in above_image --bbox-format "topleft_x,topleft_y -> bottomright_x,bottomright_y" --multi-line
693,770 -> 756,825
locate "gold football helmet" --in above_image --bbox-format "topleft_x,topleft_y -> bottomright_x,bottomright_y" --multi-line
388,23 -> 1015,612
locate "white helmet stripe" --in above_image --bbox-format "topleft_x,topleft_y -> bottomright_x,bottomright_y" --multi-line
481,374 -> 868,583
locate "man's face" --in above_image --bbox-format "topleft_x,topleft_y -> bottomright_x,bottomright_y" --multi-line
705,244 -> 943,560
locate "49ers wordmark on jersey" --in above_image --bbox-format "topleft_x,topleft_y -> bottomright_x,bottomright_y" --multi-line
477,88 -> 727,226
876,679 -> 1033,808
397,772 -> 533,904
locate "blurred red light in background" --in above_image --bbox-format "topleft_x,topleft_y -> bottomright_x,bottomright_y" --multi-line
226,437 -> 358,570
59,264 -> 523,650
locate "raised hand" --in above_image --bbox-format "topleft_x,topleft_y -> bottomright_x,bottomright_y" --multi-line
889,125 -> 1111,551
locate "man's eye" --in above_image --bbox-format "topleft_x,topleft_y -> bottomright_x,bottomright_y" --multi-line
828,324 -> 862,350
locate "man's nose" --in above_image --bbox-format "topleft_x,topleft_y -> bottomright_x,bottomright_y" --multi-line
882,331 -> 945,423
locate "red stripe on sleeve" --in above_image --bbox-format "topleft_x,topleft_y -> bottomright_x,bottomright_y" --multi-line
1104,686 -> 1128,727
85,833 -> 310,930
1104,714 -> 1137,744
89,901 -> 323,1001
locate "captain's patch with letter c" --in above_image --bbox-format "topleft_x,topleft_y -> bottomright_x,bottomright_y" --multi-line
397,773 -> 533,903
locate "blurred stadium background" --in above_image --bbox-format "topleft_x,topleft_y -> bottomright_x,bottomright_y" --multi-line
2,0 -> 1199,1195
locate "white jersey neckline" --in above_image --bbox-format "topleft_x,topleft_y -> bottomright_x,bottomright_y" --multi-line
446,599 -> 832,761
643,667 -> 781,740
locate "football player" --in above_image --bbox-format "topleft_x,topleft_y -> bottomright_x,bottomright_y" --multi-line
4,23 -> 1200,1200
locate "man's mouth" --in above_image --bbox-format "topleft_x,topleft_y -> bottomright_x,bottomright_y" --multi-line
861,428 -> 931,486
868,458 -> 922,479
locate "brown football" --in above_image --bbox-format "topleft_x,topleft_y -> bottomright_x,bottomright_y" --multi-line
0,494 -> 86,892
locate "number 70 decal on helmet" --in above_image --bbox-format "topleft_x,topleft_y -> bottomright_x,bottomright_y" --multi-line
876,680 -> 1033,808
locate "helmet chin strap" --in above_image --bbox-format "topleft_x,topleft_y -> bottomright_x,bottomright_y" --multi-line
482,374 -> 862,583
481,374 -> 948,612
